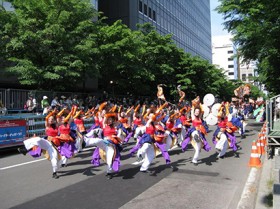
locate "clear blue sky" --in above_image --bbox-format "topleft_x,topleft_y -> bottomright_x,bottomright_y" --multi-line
210,0 -> 230,36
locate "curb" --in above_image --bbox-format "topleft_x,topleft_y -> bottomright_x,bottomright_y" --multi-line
273,155 -> 280,209
237,167 -> 261,209
254,154 -> 273,209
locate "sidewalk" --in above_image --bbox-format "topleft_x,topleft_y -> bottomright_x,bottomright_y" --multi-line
273,155 -> 280,209
254,154 -> 276,209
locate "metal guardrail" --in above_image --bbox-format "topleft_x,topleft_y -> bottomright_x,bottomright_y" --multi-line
266,94 -> 280,133
266,94 -> 280,158
0,114 -> 48,138
0,113 -> 95,148
0,88 -> 103,110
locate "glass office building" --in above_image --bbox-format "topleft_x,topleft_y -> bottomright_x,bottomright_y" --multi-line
98,0 -> 212,62
90,0 -> 98,9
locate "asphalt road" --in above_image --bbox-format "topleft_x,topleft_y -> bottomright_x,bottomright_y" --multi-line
0,120 -> 263,209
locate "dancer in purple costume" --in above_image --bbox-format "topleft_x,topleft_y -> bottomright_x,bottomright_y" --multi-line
181,107 -> 211,165
153,124 -> 172,166
91,112 -> 122,179
212,119 -> 238,158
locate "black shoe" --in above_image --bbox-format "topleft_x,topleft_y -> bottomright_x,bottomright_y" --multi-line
137,155 -> 143,162
166,164 -> 174,169
241,135 -> 246,139
18,147 -> 28,155
234,153 -> 240,158
82,140 -> 86,149
219,156 -> 225,159
61,164 -> 66,167
193,162 -> 198,166
106,173 -> 112,179
140,170 -> 152,174
52,172 -> 59,179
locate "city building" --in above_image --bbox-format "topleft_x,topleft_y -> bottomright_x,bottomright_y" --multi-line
212,35 -> 237,80
239,60 -> 256,83
90,0 -> 98,10
98,0 -> 212,62
212,35 -> 263,93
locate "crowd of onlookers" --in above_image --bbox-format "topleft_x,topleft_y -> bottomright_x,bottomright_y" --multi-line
24,94 -> 156,116
1,92 -> 278,124
33,94 -> 266,122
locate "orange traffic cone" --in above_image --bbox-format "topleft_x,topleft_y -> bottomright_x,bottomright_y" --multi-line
259,131 -> 266,145
248,140 -> 262,168
260,132 -> 267,146
262,123 -> 267,132
256,134 -> 265,156
261,126 -> 267,133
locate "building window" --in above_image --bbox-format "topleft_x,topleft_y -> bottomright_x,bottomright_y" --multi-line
228,65 -> 234,68
148,7 -> 152,18
248,73 -> 253,81
242,74 -> 246,81
228,57 -> 233,61
228,72 -> 234,75
228,50 -> 233,54
139,1 -> 142,13
144,4 -> 147,15
153,10 -> 156,21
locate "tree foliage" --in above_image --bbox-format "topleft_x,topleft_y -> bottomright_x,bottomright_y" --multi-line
3,0 -> 100,91
216,0 -> 280,95
0,4 -> 13,68
96,20 -> 145,94
1,1 -> 237,101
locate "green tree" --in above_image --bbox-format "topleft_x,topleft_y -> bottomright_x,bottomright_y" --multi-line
135,23 -> 184,98
97,22 -> 183,98
216,0 -> 280,95
3,0 -> 100,91
96,20 -> 145,95
0,4 -> 13,69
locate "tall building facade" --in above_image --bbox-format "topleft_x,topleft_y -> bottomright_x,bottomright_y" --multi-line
90,0 -> 98,9
239,60 -> 256,83
212,35 -> 237,80
98,0 -> 212,62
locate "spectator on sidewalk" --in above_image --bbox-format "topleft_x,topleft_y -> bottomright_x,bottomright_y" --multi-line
51,96 -> 61,109
274,97 -> 280,121
25,95 -> 37,113
65,96 -> 73,108
0,100 -> 7,115
60,95 -> 68,108
72,95 -> 79,106
41,96 -> 50,115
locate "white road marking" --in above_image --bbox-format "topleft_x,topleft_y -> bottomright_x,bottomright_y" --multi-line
132,159 -> 144,165
0,158 -> 46,170
0,147 -> 95,171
